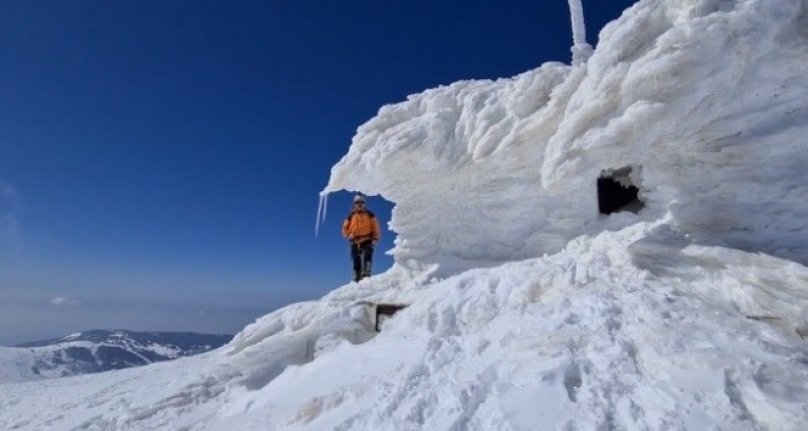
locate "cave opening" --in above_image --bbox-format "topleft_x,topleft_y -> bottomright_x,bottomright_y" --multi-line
597,166 -> 644,215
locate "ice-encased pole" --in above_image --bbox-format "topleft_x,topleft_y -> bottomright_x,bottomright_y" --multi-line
568,0 -> 593,66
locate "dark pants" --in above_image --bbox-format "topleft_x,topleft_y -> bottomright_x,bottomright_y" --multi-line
350,240 -> 374,281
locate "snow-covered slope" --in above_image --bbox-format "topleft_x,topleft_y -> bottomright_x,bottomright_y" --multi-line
3,0 -> 808,429
0,330 -> 232,384
1,225 -> 806,430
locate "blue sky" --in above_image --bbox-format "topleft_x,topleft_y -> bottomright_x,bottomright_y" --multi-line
0,0 -> 637,345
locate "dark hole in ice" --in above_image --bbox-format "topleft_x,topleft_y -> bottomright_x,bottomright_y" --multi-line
598,166 -> 644,215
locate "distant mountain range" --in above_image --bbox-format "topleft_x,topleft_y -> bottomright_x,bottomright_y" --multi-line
0,330 -> 232,384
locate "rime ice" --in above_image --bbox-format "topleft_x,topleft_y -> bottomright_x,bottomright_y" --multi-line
324,0 -> 808,278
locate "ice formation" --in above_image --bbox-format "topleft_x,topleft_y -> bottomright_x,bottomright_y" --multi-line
323,0 -> 808,279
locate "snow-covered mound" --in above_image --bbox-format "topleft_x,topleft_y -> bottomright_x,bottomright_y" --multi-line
323,0 -> 808,277
3,0 -> 808,429
1,225 -> 807,430
0,330 -> 232,383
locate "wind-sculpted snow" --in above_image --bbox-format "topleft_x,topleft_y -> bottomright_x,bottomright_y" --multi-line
544,0 -> 808,262
324,0 -> 808,278
324,63 -> 576,278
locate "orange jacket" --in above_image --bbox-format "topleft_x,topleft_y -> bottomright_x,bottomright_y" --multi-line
342,209 -> 381,243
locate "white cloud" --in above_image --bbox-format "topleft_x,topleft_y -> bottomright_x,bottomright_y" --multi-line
50,297 -> 82,307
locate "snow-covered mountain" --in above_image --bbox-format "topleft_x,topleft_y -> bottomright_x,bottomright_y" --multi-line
0,330 -> 232,383
3,0 -> 808,429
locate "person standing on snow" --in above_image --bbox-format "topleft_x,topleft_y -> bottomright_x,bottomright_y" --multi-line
342,194 -> 381,282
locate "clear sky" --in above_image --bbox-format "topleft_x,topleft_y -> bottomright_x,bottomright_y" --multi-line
0,0 -> 637,345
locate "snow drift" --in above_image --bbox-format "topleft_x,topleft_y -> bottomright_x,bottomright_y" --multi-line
3,0 -> 808,429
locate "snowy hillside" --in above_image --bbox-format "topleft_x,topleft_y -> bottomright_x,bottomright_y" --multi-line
2,226 -> 806,430
0,330 -> 232,384
3,0 -> 808,429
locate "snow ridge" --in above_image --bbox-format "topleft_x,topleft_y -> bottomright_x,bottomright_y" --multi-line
0,330 -> 231,383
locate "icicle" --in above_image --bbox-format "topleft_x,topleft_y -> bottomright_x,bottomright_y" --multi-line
315,191 -> 329,237
568,0 -> 593,66
322,191 -> 328,227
